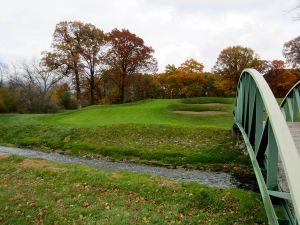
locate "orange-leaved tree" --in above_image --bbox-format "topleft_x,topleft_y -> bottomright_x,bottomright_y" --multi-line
263,60 -> 298,97
178,58 -> 204,73
159,59 -> 208,98
104,28 -> 157,103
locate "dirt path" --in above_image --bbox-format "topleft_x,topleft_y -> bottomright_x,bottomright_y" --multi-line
0,146 -> 242,189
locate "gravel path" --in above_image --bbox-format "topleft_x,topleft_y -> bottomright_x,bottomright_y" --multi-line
0,146 -> 241,189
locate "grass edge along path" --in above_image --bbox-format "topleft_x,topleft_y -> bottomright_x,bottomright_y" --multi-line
0,154 -> 267,224
0,98 -> 254,183
0,124 -> 253,177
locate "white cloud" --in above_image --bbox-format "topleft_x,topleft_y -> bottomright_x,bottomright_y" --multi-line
0,0 -> 299,71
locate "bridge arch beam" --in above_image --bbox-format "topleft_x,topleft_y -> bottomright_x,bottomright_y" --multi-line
234,69 -> 300,225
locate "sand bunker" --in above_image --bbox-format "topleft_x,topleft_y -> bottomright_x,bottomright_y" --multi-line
185,103 -> 225,106
20,159 -> 65,172
174,110 -> 228,115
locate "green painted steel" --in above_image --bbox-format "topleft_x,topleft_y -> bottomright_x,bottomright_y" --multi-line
234,69 -> 300,225
280,80 -> 300,122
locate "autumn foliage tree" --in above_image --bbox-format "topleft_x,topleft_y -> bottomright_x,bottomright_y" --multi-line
104,29 -> 157,103
4,20 -> 300,113
43,21 -> 84,106
263,60 -> 298,97
178,58 -> 204,73
77,23 -> 106,104
164,64 -> 177,74
43,21 -> 107,106
0,88 -> 16,112
160,72 -> 208,98
213,45 -> 261,95
157,59 -> 217,98
52,83 -> 78,109
283,35 -> 300,69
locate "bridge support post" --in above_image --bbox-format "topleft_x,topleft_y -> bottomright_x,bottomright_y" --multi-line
255,92 -> 263,153
267,125 -> 278,190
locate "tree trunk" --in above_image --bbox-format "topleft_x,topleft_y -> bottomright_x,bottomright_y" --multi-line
119,73 -> 127,104
90,78 -> 95,105
90,68 -> 95,105
120,83 -> 125,103
74,68 -> 81,108
96,82 -> 102,100
0,74 -> 3,88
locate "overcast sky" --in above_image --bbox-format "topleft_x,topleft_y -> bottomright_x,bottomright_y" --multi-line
0,0 -> 299,72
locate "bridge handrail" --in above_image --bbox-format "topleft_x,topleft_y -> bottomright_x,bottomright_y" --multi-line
280,80 -> 300,121
234,69 -> 300,224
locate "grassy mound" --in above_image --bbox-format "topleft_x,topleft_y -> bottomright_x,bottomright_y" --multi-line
0,97 -> 234,128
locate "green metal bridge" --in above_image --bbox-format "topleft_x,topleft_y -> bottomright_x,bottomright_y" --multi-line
234,69 -> 300,225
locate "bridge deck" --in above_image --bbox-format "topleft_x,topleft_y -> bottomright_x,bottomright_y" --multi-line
287,122 -> 300,157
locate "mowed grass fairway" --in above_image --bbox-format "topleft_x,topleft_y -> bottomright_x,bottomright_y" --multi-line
47,98 -> 232,127
0,98 -> 249,173
0,155 -> 266,224
1,98 -> 234,127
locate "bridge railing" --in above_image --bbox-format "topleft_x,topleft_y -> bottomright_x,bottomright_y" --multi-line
234,69 -> 300,225
280,80 -> 300,122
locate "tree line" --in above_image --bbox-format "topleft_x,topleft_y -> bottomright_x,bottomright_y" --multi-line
0,21 -> 299,113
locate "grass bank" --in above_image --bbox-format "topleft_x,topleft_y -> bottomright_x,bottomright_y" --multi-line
0,98 -> 252,175
0,124 -> 248,172
0,155 -> 266,224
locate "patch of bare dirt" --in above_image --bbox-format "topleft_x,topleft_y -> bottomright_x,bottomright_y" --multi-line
186,103 -> 225,106
63,135 -> 71,142
109,172 -> 123,179
10,193 -> 24,201
0,153 -> 9,160
20,159 -> 65,172
150,177 -> 182,188
157,180 -> 182,188
174,110 -> 228,115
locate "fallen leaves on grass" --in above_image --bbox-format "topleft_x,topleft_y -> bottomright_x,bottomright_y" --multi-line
109,172 -> 123,179
82,201 -> 89,208
10,193 -> 24,201
57,199 -> 64,207
0,153 -> 9,160
157,180 -> 182,188
150,177 -> 182,188
20,159 -> 65,172
63,135 -> 71,142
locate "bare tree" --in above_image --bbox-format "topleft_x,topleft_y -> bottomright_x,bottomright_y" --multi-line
283,36 -> 300,69
24,59 -> 63,96
8,59 -> 64,112
0,62 -> 8,87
